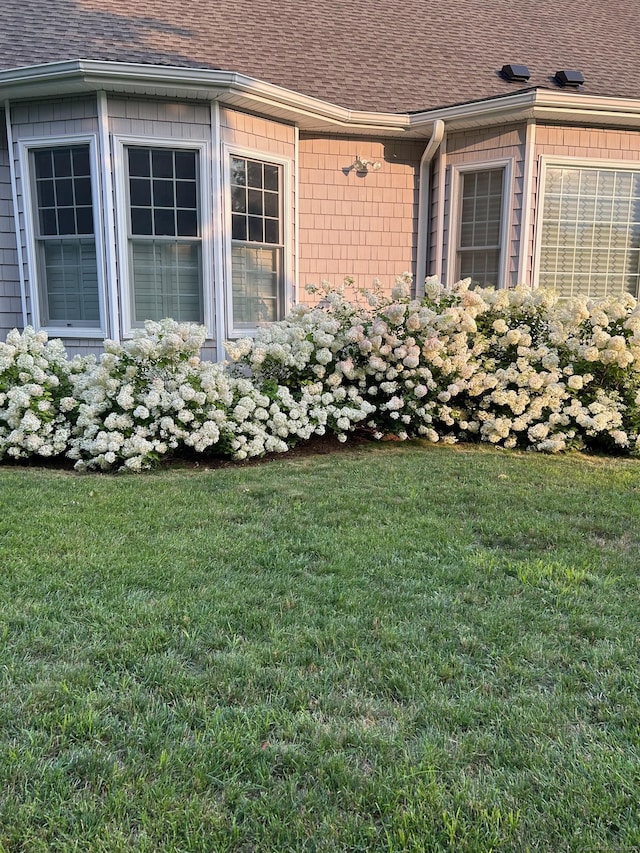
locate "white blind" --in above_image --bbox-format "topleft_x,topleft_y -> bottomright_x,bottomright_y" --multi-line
131,240 -> 202,324
539,167 -> 640,299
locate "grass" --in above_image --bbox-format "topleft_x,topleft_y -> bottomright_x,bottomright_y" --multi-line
0,440 -> 639,851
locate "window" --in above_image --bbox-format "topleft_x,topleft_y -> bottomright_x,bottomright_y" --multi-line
229,155 -> 284,330
31,144 -> 101,330
456,167 -> 506,287
537,164 -> 640,299
126,146 -> 203,325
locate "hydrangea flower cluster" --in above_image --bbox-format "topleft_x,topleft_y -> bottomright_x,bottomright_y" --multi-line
0,326 -> 84,460
1,277 -> 640,471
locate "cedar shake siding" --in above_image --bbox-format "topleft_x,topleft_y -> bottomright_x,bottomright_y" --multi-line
298,136 -> 421,297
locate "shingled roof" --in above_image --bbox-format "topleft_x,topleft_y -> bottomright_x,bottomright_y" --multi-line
1,0 -> 639,113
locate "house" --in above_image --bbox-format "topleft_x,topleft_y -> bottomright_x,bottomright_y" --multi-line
1,0 -> 640,358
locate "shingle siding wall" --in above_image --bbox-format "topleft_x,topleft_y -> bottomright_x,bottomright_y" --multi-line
297,136 -> 422,300
0,110 -> 22,341
443,124 -> 527,288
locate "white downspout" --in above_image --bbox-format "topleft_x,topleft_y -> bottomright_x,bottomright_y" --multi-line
415,119 -> 445,296
4,100 -> 29,330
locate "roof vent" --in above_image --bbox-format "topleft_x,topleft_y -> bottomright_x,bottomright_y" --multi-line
555,69 -> 585,87
501,64 -> 531,82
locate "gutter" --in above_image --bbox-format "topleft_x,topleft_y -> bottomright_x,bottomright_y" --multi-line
415,120 -> 445,295
0,60 -> 419,137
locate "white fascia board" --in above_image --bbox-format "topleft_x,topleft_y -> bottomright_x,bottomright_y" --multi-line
5,60 -> 640,135
409,89 -> 640,132
0,59 -> 418,137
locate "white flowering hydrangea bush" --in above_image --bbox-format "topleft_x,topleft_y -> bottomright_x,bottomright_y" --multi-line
0,326 -> 83,461
67,319 -> 238,471
2,276 -> 640,471
227,275 -> 640,454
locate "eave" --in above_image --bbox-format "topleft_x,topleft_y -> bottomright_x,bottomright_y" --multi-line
0,59 -> 422,138
3,60 -> 640,138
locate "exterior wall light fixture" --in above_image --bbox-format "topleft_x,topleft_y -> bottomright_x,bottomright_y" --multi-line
347,156 -> 382,175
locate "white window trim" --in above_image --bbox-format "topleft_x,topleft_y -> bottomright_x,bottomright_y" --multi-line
447,158 -> 513,289
532,155 -> 640,291
112,135 -> 214,338
19,133 -> 108,338
222,143 -> 293,338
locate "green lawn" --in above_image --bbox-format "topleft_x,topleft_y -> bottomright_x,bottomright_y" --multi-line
0,442 -> 639,852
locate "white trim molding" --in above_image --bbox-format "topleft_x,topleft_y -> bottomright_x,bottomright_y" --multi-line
447,157 -> 514,289
97,90 -> 120,340
222,143 -> 293,339
532,154 -> 640,297
3,100 -> 29,329
18,132 -> 108,338
112,134 -> 214,338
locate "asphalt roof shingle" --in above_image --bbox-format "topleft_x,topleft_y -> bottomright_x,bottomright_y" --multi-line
1,0 -> 639,112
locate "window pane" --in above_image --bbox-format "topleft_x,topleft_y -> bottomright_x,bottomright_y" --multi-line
154,208 -> 175,236
39,208 -> 58,236
74,177 -> 92,206
128,148 -> 150,177
57,208 -> 76,235
152,149 -> 173,178
264,218 -> 279,244
37,180 -> 55,207
230,155 -> 283,326
231,157 -> 246,186
175,150 -> 196,180
153,179 -> 175,208
73,147 -> 90,176
56,179 -> 74,207
539,166 -> 640,298
264,191 -> 278,218
457,168 -> 504,285
248,189 -> 263,216
127,147 -> 202,325
130,178 -> 151,207
34,150 -> 53,179
248,215 -> 263,242
177,208 -> 198,237
231,186 -> 246,213
76,207 -> 94,235
247,160 -> 263,188
39,239 -> 100,327
176,180 -> 197,209
232,214 -> 247,241
232,245 -> 281,326
130,239 -> 202,324
264,164 -> 279,192
131,207 -> 153,236
53,149 -> 72,177
32,145 -> 98,329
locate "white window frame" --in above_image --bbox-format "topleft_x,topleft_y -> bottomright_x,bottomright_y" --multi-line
19,134 -> 107,338
533,155 -> 640,297
447,158 -> 513,289
112,135 -> 214,338
222,144 -> 293,338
